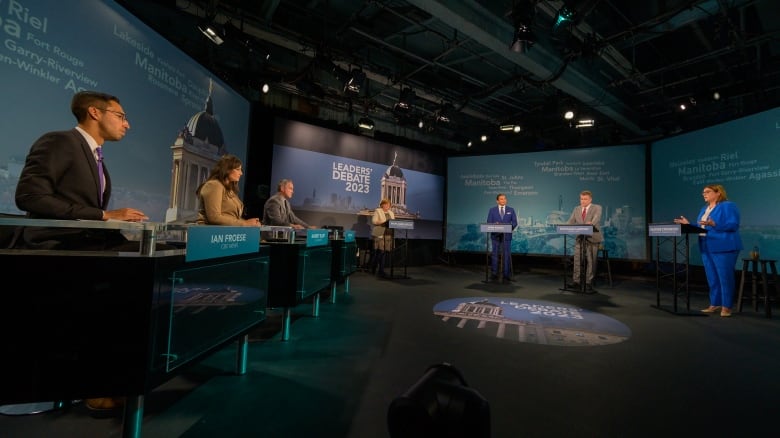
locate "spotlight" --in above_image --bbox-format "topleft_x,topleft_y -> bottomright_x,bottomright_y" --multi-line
357,117 -> 375,130
510,24 -> 535,53
394,88 -> 416,114
435,103 -> 454,123
563,110 -> 575,120
510,0 -> 536,53
418,118 -> 424,129
553,5 -> 575,32
261,83 -> 270,94
343,69 -> 366,95
712,91 -> 721,101
197,19 -> 225,45
480,134 -> 488,142
467,141 -> 473,148
513,125 -> 522,133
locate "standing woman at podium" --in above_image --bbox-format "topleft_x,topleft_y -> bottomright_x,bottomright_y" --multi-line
674,184 -> 742,317
371,198 -> 395,278
487,193 -> 518,281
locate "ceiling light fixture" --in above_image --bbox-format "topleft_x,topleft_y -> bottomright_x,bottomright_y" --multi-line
435,103 -> 454,123
574,118 -> 595,128
553,6 -> 575,32
564,110 -> 575,120
343,69 -> 366,95
357,117 -> 375,130
510,0 -> 536,53
510,24 -> 535,53
198,19 -> 225,45
394,87 -> 416,114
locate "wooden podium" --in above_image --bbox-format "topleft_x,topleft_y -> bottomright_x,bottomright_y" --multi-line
648,222 -> 706,315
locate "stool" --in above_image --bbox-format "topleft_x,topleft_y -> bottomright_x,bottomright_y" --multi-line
597,246 -> 612,287
737,258 -> 777,318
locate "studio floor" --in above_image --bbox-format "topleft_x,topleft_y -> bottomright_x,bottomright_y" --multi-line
2,262 -> 779,438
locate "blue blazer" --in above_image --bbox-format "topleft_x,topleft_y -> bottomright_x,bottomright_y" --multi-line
487,205 -> 518,239
697,201 -> 743,253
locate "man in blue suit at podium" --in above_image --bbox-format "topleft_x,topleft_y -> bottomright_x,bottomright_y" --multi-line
487,193 -> 518,281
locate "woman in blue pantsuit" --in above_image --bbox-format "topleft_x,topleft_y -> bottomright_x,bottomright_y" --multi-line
675,184 -> 743,317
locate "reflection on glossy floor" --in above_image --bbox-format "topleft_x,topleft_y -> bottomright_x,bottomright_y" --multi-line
2,263 -> 779,438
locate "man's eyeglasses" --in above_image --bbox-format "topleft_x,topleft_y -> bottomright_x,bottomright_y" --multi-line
702,190 -> 714,194
97,107 -> 128,122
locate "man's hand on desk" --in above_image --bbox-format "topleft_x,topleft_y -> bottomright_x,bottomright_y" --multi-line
103,208 -> 149,222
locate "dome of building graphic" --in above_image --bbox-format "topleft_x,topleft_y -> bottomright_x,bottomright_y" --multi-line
384,162 -> 404,179
186,94 -> 225,153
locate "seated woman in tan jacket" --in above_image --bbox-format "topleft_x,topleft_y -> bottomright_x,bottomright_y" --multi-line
196,154 -> 261,226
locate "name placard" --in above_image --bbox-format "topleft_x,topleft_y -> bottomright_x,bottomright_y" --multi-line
556,225 -> 594,235
186,226 -> 260,262
306,229 -> 329,247
389,219 -> 414,230
344,230 -> 356,243
480,223 -> 512,233
647,223 -> 705,236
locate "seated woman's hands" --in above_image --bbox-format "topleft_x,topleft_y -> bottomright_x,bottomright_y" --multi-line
243,217 -> 261,226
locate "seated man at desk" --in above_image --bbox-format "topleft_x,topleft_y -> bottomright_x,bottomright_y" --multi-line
15,90 -> 151,251
262,179 -> 316,230
13,91 -> 166,411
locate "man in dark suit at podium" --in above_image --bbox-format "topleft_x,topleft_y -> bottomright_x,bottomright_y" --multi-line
487,193 -> 518,281
567,190 -> 602,291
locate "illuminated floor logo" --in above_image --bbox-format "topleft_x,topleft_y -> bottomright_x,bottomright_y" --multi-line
433,297 -> 631,347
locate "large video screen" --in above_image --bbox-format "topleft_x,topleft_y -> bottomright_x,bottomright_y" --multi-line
447,145 -> 647,260
270,119 -> 445,239
0,1 -> 250,222
651,106 -> 780,265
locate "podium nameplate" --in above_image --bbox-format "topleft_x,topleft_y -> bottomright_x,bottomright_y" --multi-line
648,223 -> 705,237
480,223 -> 512,233
389,220 -> 414,230
187,225 -> 260,262
306,229 -> 329,247
556,224 -> 594,235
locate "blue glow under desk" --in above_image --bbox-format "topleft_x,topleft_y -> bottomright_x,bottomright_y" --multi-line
0,219 -> 270,438
266,229 -> 332,341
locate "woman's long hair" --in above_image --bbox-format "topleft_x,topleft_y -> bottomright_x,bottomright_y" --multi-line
196,154 -> 243,195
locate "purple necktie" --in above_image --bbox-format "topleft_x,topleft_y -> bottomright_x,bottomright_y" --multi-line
96,146 -> 104,206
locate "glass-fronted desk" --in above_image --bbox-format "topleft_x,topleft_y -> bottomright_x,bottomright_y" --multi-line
329,230 -> 358,303
265,228 -> 333,341
0,219 -> 270,438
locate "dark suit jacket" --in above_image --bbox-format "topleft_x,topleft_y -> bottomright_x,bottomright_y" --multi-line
15,129 -> 123,249
262,192 -> 309,228
487,205 -> 518,240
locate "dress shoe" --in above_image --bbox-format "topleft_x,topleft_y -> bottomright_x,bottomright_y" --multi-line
85,397 -> 124,411
490,274 -> 499,280
720,308 -> 732,317
503,277 -> 512,283
569,282 -> 580,289
584,284 -> 595,293
700,306 -> 721,313
376,271 -> 388,278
